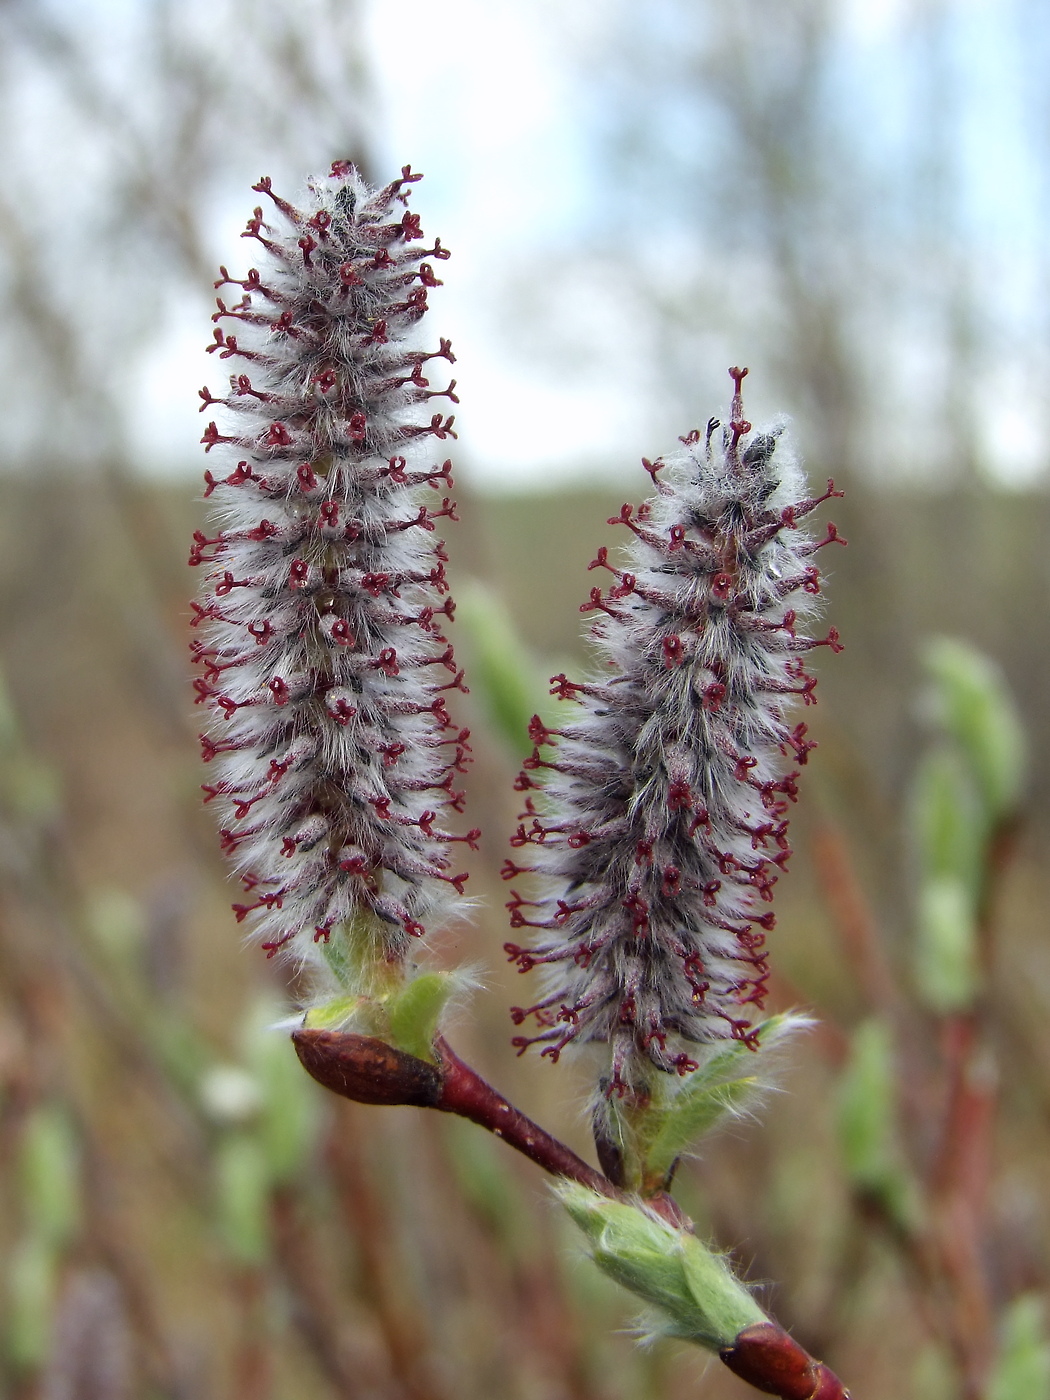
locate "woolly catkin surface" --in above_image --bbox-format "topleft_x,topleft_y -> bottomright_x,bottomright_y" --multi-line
506,393 -> 842,1092
192,165 -> 474,976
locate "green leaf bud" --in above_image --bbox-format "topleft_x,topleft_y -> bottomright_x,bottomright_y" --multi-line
320,913 -> 401,1001
557,1182 -> 765,1351
387,971 -> 457,1063
912,747 -> 984,899
302,993 -> 366,1033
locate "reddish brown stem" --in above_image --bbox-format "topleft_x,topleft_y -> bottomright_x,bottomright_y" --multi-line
929,1014 -> 997,1397
432,1037 -> 614,1197
292,1027 -> 687,1226
232,1266 -> 272,1400
975,815 -> 1019,972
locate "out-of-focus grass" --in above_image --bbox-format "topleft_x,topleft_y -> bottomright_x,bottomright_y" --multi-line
0,470 -> 1046,1399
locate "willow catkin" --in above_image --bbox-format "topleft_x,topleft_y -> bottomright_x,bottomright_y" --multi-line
504,369 -> 844,1095
191,163 -> 476,979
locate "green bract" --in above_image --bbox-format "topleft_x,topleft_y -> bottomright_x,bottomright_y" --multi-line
603,1014 -> 803,1193
914,875 -> 979,1014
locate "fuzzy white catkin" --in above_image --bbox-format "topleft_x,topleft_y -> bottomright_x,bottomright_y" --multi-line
504,371 -> 844,1095
191,164 -> 477,975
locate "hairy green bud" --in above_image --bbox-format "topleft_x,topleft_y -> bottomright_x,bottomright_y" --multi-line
557,1182 -> 765,1351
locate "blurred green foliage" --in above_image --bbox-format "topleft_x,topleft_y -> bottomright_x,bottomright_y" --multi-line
18,1104 -> 81,1250
836,1019 -> 918,1231
6,1235 -> 57,1372
6,1104 -> 82,1373
988,1296 -> 1050,1400
455,578 -> 558,754
924,638 -> 1025,827
911,638 -> 1026,1015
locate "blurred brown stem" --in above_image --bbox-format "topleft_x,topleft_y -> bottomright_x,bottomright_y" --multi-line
232,1266 -> 272,1400
327,1112 -> 443,1400
975,816 -> 1020,971
814,808 -> 1013,1400
929,1013 -> 997,1398
812,820 -> 899,1016
270,1184 -> 387,1398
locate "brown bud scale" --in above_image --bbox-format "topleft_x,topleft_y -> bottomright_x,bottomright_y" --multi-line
292,1028 -> 443,1106
719,1322 -> 850,1399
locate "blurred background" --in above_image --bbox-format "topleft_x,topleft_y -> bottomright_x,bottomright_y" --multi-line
0,0 -> 1047,1396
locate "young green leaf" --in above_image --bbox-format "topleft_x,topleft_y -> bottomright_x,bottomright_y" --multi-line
924,637 -> 1025,824
637,1015 -> 803,1188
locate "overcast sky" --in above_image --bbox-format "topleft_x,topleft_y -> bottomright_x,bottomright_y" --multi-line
49,0 -> 1050,489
